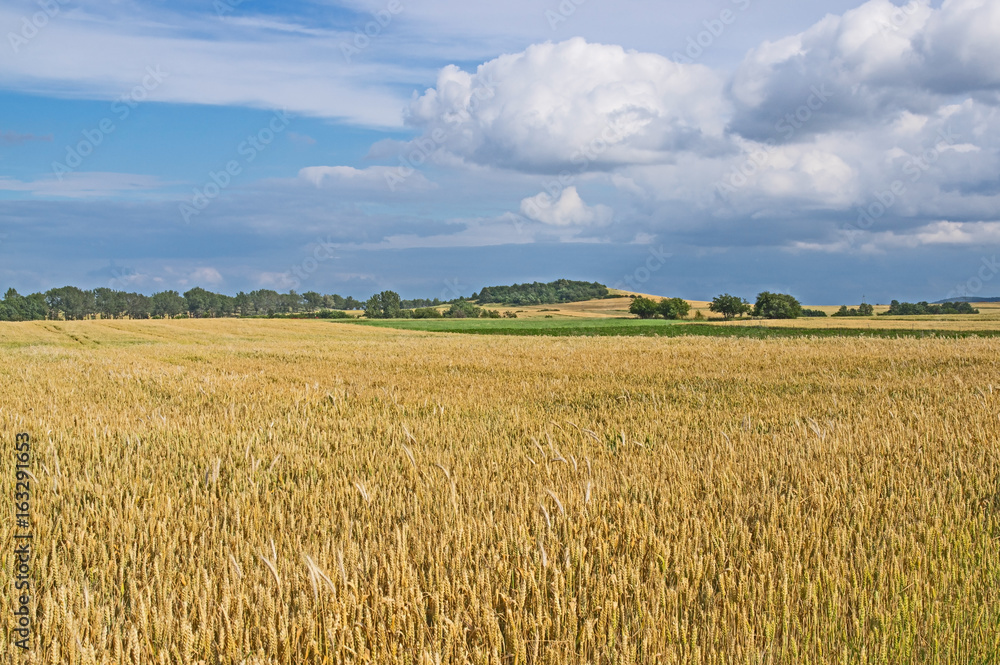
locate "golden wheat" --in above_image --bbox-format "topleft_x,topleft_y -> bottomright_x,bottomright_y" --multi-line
1,319 -> 999,663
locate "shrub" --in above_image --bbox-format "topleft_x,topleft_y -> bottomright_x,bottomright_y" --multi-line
629,296 -> 659,319
753,292 -> 802,319
879,300 -> 979,316
710,294 -> 751,320
445,301 -> 482,318
658,297 -> 691,320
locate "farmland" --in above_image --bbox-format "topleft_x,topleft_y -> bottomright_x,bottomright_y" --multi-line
2,319 -> 999,663
345,317 -> 1000,339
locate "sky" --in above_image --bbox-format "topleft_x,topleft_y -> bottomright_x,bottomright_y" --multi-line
1,0 -> 998,303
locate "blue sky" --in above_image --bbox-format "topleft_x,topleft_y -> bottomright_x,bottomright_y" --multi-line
1,0 -> 998,303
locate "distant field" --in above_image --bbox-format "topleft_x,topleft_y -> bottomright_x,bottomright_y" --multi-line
464,297 -> 1000,328
343,317 -> 1000,338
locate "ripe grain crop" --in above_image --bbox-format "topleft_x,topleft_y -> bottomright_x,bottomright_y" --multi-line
1,319 -> 999,663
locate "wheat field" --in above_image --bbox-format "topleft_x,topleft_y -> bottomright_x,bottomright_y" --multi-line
2,319 -> 999,663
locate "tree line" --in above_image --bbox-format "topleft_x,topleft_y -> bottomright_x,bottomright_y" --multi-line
474,279 -> 609,306
1,278 -> 610,322
702,294 -> 980,320
880,300 -> 978,316
0,285 -> 499,322
630,292 -> 818,320
0,286 -> 367,321
362,291 -> 515,320
3,282 -> 979,323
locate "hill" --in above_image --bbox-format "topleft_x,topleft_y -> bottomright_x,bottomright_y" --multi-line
474,279 -> 609,305
933,296 -> 1000,304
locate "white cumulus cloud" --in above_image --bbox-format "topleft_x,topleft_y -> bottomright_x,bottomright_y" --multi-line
520,186 -> 613,226
406,38 -> 730,173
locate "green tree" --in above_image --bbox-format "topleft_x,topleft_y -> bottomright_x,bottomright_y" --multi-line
183,287 -> 217,318
363,291 -> 403,319
379,291 -> 402,319
363,295 -> 383,318
753,292 -> 802,319
445,301 -> 481,318
45,286 -> 94,320
2,288 -> 25,321
709,294 -> 750,320
658,297 -> 691,320
93,287 -> 125,319
280,291 -> 304,314
302,291 -> 324,311
150,291 -> 186,318
858,302 -> 874,316
629,296 -> 659,319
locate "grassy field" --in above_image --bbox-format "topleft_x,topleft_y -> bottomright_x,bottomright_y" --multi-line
2,319 -> 999,663
426,297 -> 1000,333
345,316 -> 1000,339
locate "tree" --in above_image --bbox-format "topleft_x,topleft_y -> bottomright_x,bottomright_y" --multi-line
93,287 -> 125,319
753,292 -> 802,319
379,291 -> 402,319
363,291 -> 403,319
280,291 -> 304,313
629,296 -> 659,319
184,287 -> 218,318
150,291 -> 186,318
248,289 -> 280,316
0,288 -> 44,321
475,280 -> 609,306
302,291 -> 324,311
45,286 -> 93,320
363,295 -> 383,318
445,301 -> 481,318
880,300 -> 978,316
858,302 -> 874,316
709,294 -> 750,320
121,292 -> 151,319
658,297 -> 691,320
